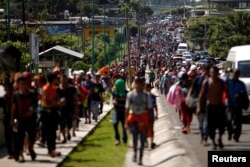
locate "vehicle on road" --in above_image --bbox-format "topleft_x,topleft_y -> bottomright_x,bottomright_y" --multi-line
226,45 -> 250,112
197,50 -> 210,59
195,59 -> 211,67
182,52 -> 192,64
173,37 -> 181,44
176,43 -> 188,54
205,57 -> 217,65
178,27 -> 184,33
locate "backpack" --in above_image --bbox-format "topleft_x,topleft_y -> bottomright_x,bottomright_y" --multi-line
236,81 -> 249,110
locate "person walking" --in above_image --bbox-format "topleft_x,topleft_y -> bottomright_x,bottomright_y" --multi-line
0,82 -> 14,159
197,66 -> 229,150
11,76 -> 37,162
41,72 -> 65,157
125,76 -> 152,166
188,65 -> 210,146
91,72 -> 104,122
57,75 -> 78,143
149,69 -> 155,87
145,83 -> 158,149
112,75 -> 128,145
226,69 -> 248,142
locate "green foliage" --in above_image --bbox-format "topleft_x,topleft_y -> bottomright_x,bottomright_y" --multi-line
76,2 -> 100,17
123,22 -> 138,37
144,6 -> 154,16
71,60 -> 90,72
185,12 -> 250,57
216,4 -> 233,11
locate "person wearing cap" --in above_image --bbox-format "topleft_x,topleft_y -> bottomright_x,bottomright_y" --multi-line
125,75 -> 152,165
112,76 -> 128,145
188,65 -> 198,79
90,72 -> 104,122
188,65 -> 210,146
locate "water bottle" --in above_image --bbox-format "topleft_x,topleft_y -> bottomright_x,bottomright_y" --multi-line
13,119 -> 18,132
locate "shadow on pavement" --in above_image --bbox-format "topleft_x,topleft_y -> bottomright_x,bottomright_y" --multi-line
144,153 -> 186,167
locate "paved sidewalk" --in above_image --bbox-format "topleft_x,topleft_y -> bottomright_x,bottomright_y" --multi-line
124,88 -> 201,167
0,104 -> 113,167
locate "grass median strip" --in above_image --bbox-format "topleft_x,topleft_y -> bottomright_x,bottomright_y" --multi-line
59,111 -> 128,167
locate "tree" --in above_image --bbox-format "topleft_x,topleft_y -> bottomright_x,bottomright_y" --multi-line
206,12 -> 250,57
71,60 -> 90,72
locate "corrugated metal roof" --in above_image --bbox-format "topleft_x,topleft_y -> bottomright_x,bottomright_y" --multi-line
39,45 -> 84,58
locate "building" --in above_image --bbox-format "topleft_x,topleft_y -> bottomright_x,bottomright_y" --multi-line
209,0 -> 250,8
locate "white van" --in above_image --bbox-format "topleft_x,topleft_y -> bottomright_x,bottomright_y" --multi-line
226,45 -> 250,112
177,43 -> 188,54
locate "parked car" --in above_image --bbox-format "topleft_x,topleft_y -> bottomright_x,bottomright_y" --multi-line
205,57 -> 217,65
197,51 -> 210,59
178,27 -> 184,33
191,53 -> 199,61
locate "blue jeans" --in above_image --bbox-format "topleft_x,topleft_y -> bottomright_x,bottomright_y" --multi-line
112,111 -> 127,143
91,101 -> 100,121
198,112 -> 208,140
130,122 -> 146,160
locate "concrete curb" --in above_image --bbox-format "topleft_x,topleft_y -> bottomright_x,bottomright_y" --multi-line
0,104 -> 113,167
56,104 -> 114,167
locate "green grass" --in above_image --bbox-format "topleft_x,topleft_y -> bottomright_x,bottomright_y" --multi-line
59,111 -> 128,167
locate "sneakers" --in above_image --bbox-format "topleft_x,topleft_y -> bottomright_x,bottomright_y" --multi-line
67,133 -> 71,141
115,140 -> 120,146
151,142 -> 156,149
50,150 -> 61,158
17,155 -> 25,163
132,154 -> 137,162
138,159 -> 143,166
30,149 -> 37,161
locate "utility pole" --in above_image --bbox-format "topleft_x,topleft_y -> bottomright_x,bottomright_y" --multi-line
7,0 -> 10,40
91,0 -> 95,70
22,0 -> 27,45
125,5 -> 131,86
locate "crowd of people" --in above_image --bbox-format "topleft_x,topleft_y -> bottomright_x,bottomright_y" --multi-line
0,14 -> 249,166
1,66 -> 115,162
